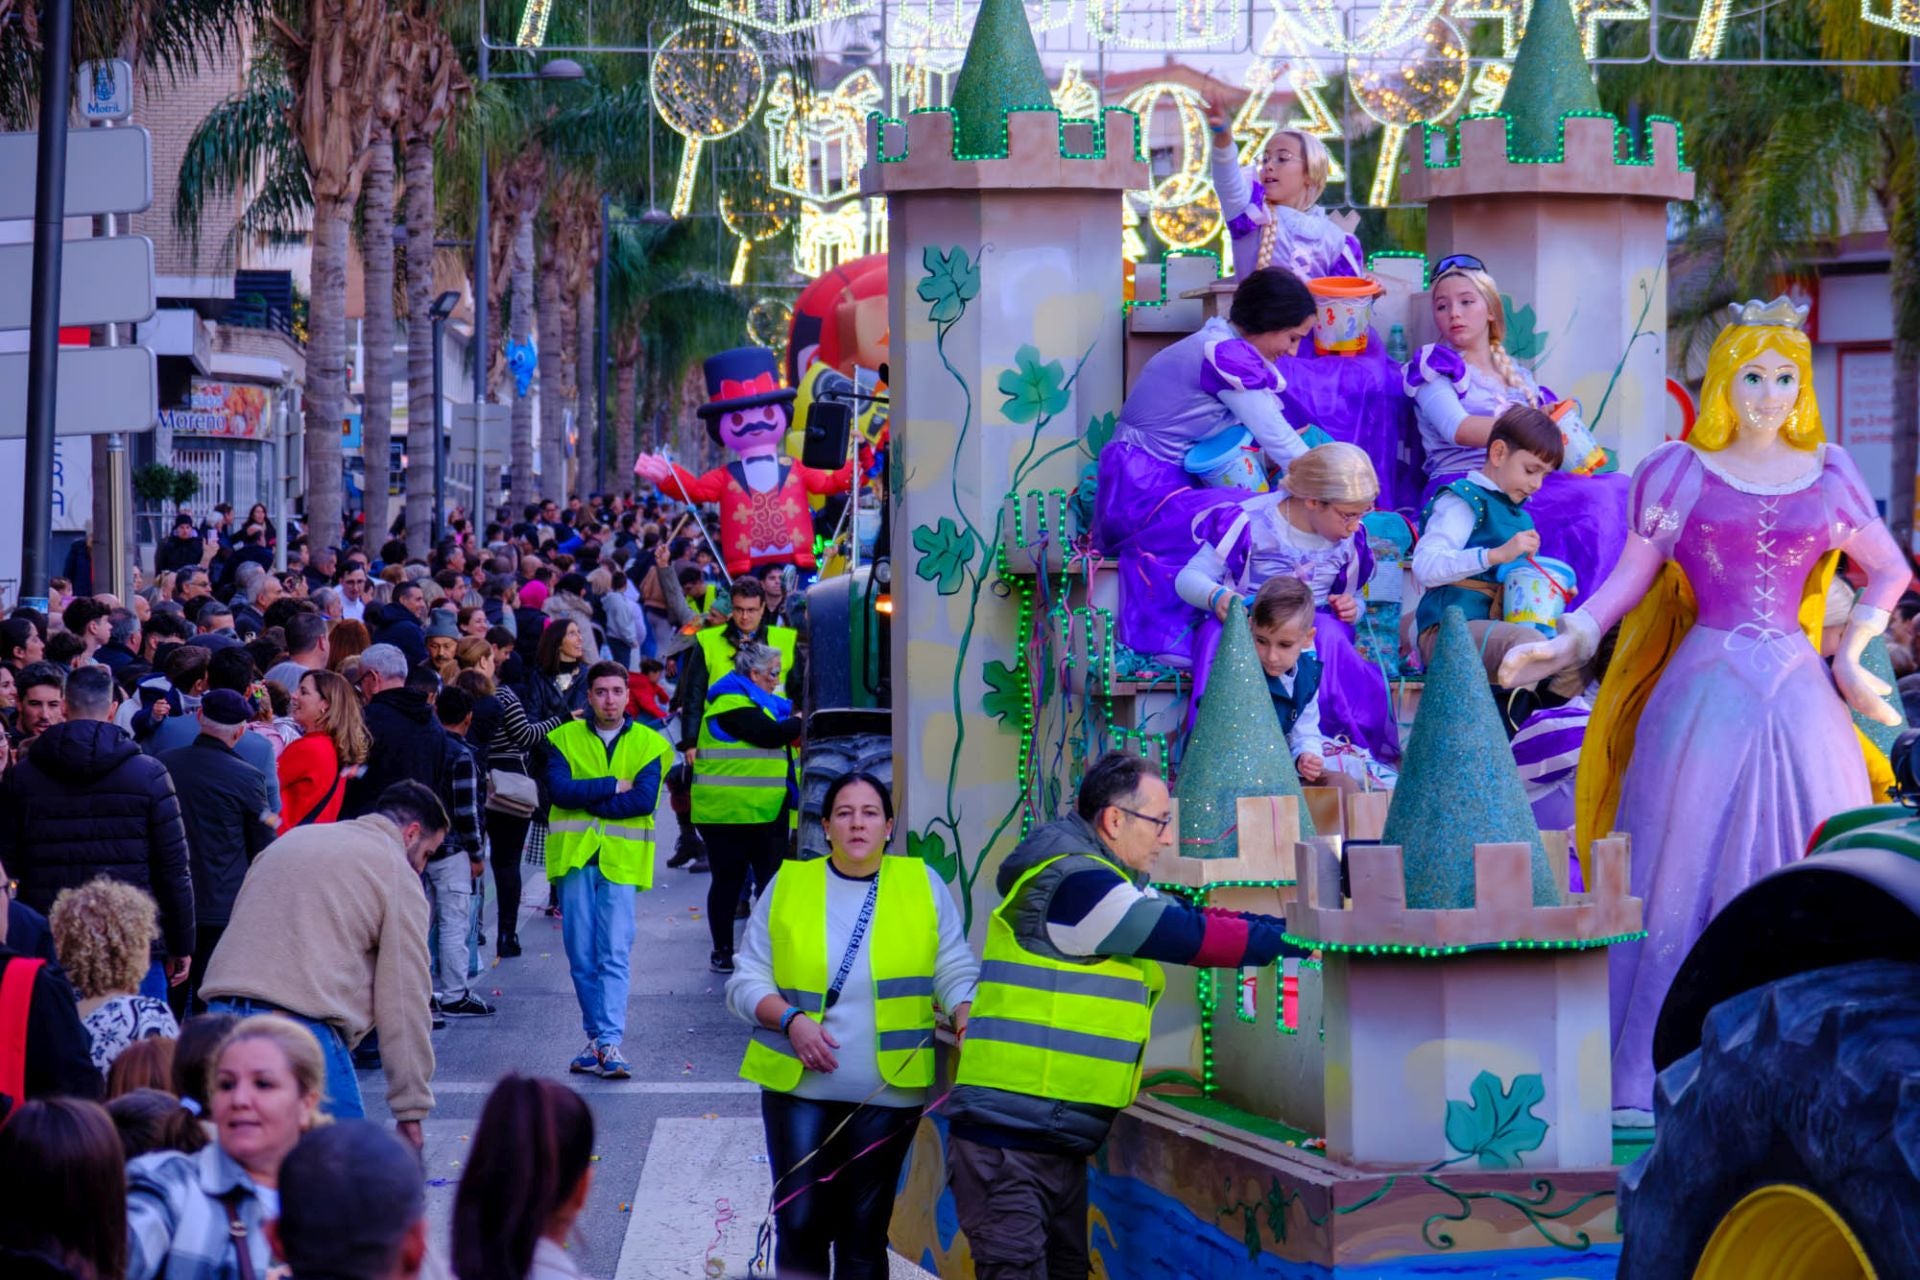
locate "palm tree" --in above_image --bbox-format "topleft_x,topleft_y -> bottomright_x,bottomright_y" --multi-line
396,4 -> 469,557
1599,5 -> 1920,544
360,50 -> 405,553
269,0 -> 391,557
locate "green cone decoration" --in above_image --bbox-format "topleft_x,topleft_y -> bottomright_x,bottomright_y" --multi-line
949,0 -> 1054,158
1852,631 -> 1909,758
1384,607 -> 1557,909
1502,0 -> 1602,160
1177,598 -> 1313,859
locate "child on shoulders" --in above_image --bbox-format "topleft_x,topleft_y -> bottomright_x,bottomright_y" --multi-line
1412,405 -> 1563,680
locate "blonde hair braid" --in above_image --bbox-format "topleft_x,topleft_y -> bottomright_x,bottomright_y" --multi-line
1487,339 -> 1539,408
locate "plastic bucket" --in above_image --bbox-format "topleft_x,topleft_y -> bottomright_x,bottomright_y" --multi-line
1496,555 -> 1577,636
1308,276 -> 1383,357
1183,425 -> 1270,493
1548,399 -> 1607,475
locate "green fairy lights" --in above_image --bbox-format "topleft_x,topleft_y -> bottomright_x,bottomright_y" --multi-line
872,104 -> 1149,166
1413,110 -> 1690,174
1279,931 -> 1648,958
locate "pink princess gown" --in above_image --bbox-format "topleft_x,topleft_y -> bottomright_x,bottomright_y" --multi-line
1591,441 -> 1909,1110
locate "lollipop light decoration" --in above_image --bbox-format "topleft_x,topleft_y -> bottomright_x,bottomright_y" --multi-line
652,22 -> 767,219
720,188 -> 794,286
1350,16 -> 1468,205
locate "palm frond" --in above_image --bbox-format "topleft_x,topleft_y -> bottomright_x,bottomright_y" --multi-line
175,53 -> 306,251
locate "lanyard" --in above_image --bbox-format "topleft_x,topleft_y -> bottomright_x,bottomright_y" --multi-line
824,874 -> 881,1011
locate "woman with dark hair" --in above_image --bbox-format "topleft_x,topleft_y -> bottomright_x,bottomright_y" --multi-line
517,619 -> 592,906
455,665 -> 542,959
0,615 -> 44,675
452,1075 -> 596,1280
727,771 -> 977,1280
108,1088 -> 210,1161
544,573 -> 601,664
170,1012 -> 238,1124
1094,267 -> 1320,666
325,618 -> 372,672
0,1097 -> 128,1280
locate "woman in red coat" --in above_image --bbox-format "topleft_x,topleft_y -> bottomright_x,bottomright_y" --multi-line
276,670 -> 369,833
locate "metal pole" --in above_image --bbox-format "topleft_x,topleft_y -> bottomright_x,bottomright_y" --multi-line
596,191 -> 610,495
432,313 -> 448,543
21,0 -> 74,607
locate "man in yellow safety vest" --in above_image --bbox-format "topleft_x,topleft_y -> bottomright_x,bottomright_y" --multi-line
945,751 -> 1303,1280
543,660 -> 672,1081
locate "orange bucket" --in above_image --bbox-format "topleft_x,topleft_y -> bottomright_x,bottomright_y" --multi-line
1308,276 -> 1383,356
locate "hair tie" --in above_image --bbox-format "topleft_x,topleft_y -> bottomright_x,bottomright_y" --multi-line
180,1096 -> 202,1116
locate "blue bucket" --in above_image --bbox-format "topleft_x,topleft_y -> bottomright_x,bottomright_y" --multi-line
1183,425 -> 1269,493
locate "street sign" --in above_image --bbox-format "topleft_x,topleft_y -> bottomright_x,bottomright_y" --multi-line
0,346 -> 156,436
451,402 -> 510,455
0,127 -> 152,219
77,60 -> 132,122
0,236 -> 154,329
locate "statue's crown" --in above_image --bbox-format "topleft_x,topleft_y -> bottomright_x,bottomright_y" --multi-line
1727,296 -> 1810,329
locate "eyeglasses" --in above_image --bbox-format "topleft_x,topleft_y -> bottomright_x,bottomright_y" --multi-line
1431,253 -> 1486,280
1115,807 -> 1174,838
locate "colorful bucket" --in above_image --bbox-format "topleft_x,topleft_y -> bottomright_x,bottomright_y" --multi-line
1496,555 -> 1578,636
1183,425 -> 1270,492
1549,399 -> 1607,475
1308,276 -> 1383,357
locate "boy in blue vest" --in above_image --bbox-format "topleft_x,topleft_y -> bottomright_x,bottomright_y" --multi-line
1411,405 -> 1564,680
1249,576 -> 1331,785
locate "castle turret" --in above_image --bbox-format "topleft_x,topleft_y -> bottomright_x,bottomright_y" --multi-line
1401,4 -> 1694,468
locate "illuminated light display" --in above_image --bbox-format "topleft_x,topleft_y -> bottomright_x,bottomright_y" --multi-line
1350,16 -> 1468,205
746,297 -> 794,349
1084,0 -> 1244,49
652,22 -> 767,219
1050,60 -> 1102,121
720,188 -> 794,286
1452,0 -> 1651,58
1239,12 -> 1347,185
1117,79 -> 1215,214
514,0 -> 553,48
1291,0 -> 1447,55
792,199 -> 873,277
1863,0 -> 1920,37
764,68 -> 886,206
1469,59 -> 1513,113
686,0 -> 878,36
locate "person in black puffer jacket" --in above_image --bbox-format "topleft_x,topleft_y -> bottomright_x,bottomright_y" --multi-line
371,581 -> 430,669
0,665 -> 194,992
342,645 -> 451,818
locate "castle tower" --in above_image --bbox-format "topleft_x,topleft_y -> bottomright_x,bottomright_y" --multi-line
1400,0 -> 1694,468
861,0 -> 1146,928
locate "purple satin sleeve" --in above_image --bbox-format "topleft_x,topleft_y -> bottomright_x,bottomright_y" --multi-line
1825,445 -> 1913,612
1401,343 -> 1468,396
1225,179 -> 1266,238
1201,338 -> 1282,395
1335,235 -> 1364,278
1538,383 -> 1560,404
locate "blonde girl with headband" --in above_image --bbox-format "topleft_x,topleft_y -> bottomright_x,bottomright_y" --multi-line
1177,442 -> 1401,767
1403,254 -> 1633,625
1205,100 -> 1362,282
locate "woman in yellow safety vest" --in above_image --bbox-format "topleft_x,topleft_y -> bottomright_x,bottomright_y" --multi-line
725,772 -> 977,1280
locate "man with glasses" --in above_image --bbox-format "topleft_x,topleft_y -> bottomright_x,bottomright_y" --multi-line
339,568 -> 371,623
945,751 -> 1303,1280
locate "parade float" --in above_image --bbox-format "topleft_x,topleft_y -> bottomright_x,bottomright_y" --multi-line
863,0 -> 1711,1272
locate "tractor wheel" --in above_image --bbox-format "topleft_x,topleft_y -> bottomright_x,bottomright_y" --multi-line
1618,959 -> 1920,1279
797,731 -> 892,859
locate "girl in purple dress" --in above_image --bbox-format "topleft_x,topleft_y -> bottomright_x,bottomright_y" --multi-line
1205,102 -> 1424,515
1405,261 -> 1632,617
1095,269 -> 1317,664
1500,300 -> 1912,1119
1175,442 -> 1400,765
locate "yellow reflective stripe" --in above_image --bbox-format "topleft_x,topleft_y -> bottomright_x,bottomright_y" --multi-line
547,818 -> 597,834
750,1028 -> 800,1059
779,988 -> 825,1013
692,775 -> 788,788
699,746 -> 786,760
976,959 -> 1148,1005
964,1017 -> 1142,1064
875,976 -> 935,999
600,824 -> 656,843
877,1029 -> 932,1053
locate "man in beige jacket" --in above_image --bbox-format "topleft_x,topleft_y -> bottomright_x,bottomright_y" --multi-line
201,780 -> 449,1147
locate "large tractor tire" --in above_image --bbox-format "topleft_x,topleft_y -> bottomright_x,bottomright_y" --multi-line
1618,959 -> 1920,1279
797,712 -> 891,859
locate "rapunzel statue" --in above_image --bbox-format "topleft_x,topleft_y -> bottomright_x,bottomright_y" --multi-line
1500,298 -> 1912,1120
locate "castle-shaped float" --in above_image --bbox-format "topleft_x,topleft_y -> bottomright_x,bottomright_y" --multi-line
872,0 -> 1680,1272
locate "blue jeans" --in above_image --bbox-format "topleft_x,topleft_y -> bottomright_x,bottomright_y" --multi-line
140,961 -> 168,1000
207,996 -> 365,1119
556,862 -> 637,1050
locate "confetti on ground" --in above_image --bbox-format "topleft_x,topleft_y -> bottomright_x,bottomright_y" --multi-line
702,1112 -> 719,1120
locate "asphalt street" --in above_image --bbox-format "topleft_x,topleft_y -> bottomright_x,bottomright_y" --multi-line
357,801 -> 932,1279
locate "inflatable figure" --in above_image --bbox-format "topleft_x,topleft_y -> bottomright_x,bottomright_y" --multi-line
785,254 -> 889,461
1500,298 -> 1913,1118
634,347 -> 855,578
1405,257 -> 1632,627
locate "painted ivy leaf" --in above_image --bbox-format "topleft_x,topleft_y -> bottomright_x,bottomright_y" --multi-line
1083,410 -> 1118,457
1444,1070 -> 1549,1170
918,245 -> 981,325
1501,295 -> 1545,362
998,344 -> 1071,424
911,517 -> 975,595
908,827 -> 959,883
981,659 -> 1027,726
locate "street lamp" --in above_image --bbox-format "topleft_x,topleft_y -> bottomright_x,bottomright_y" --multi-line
430,289 -> 461,544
